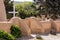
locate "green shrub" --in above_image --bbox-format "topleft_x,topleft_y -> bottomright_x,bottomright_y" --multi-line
10,25 -> 22,38
16,2 -> 37,19
0,30 -> 15,40
36,36 -> 43,40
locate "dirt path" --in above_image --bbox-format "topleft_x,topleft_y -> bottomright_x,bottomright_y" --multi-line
17,34 -> 60,40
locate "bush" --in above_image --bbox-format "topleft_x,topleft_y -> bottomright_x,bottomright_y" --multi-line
0,30 -> 15,40
10,25 -> 22,38
36,37 -> 43,40
16,2 -> 37,19
36,35 -> 43,40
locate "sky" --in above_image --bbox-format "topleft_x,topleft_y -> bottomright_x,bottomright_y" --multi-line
11,0 -> 34,2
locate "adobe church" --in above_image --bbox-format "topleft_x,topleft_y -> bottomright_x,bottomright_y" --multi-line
0,0 -> 6,21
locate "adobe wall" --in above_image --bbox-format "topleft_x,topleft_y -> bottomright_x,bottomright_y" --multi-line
29,18 -> 51,34
10,17 -> 31,36
0,0 -> 7,21
29,18 -> 42,34
52,21 -> 60,33
24,18 -> 51,34
23,18 -> 30,27
0,17 -> 31,36
0,22 -> 12,33
0,17 -> 60,36
40,21 -> 51,34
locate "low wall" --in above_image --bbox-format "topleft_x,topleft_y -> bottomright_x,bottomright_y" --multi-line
0,22 -> 12,33
29,18 -> 42,34
0,17 -> 31,36
40,21 -> 51,34
29,18 -> 51,34
10,17 -> 31,36
0,17 -> 60,36
23,18 -> 30,27
52,21 -> 60,33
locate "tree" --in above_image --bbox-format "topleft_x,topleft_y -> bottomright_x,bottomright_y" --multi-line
33,0 -> 46,16
34,0 -> 60,20
4,0 -> 13,19
16,2 -> 37,19
46,0 -> 60,20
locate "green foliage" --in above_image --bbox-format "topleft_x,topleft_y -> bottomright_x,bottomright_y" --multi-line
33,0 -> 46,16
16,2 -> 37,19
46,0 -> 60,13
0,30 -> 15,40
36,36 -> 43,40
46,0 -> 59,19
34,0 -> 59,19
10,25 -> 22,38
4,0 -> 13,19
4,0 -> 13,12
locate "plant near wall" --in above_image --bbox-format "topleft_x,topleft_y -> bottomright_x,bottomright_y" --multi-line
0,30 -> 15,40
36,35 -> 43,40
10,25 -> 22,38
36,37 -> 43,40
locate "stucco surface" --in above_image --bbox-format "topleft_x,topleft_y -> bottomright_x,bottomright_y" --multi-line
0,0 -> 7,21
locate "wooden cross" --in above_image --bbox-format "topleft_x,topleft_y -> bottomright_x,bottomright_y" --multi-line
8,0 -> 18,17
8,11 -> 18,17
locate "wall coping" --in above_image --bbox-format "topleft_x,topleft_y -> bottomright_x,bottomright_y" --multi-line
0,22 -> 12,23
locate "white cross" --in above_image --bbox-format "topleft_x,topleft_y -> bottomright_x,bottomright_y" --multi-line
8,0 -> 18,17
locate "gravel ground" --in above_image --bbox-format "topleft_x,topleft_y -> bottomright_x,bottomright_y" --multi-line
41,34 -> 60,40
16,36 -> 35,40
17,34 -> 60,40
